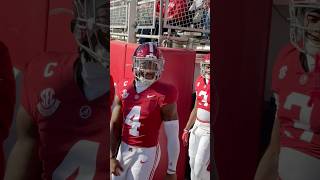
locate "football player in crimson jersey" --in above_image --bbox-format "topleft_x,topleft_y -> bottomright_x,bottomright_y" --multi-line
4,1 -> 111,180
0,41 -> 15,180
182,53 -> 210,180
255,1 -> 320,180
110,42 -> 180,180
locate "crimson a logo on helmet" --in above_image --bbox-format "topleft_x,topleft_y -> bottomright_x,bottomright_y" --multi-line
135,43 -> 161,58
136,47 -> 149,57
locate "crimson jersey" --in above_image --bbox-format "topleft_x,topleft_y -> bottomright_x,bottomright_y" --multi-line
195,76 -> 210,111
195,76 -> 210,124
0,41 -> 15,179
156,0 -> 187,19
116,79 -> 178,147
21,52 -> 109,179
272,44 -> 320,158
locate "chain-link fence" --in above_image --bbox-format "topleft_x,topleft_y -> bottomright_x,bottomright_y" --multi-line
163,0 -> 210,33
109,0 -> 211,48
136,0 -> 157,29
110,0 -> 128,29
110,0 -> 128,41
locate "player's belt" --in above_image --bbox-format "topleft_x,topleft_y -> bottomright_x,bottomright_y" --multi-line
196,117 -> 209,124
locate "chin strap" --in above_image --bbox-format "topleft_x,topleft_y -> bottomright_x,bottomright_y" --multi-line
205,77 -> 210,84
81,54 -> 109,101
135,79 -> 153,93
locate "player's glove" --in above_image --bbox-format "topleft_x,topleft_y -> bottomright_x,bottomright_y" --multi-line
182,129 -> 190,147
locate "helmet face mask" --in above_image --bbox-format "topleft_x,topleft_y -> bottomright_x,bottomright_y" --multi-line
200,62 -> 210,79
73,0 -> 109,67
290,0 -> 320,55
132,43 -> 164,86
200,53 -> 210,80
133,58 -> 164,84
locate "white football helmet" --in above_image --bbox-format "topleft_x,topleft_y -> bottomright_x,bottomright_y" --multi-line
200,53 -> 210,79
290,0 -> 320,55
132,42 -> 164,86
72,0 -> 108,67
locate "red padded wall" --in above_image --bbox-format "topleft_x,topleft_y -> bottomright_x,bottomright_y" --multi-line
124,43 -> 139,80
155,47 -> 195,180
110,41 -> 127,84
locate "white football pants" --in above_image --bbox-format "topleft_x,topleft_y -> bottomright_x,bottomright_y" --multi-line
188,125 -> 210,180
112,142 -> 161,180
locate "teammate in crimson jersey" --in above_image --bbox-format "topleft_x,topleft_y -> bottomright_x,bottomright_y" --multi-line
110,42 -> 180,180
255,1 -> 320,180
182,53 -> 210,180
0,41 -> 15,180
4,1 -> 111,179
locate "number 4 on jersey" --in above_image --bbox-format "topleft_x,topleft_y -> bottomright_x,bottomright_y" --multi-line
125,106 -> 142,137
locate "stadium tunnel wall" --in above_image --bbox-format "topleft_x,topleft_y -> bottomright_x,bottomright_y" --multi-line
213,0 -> 273,179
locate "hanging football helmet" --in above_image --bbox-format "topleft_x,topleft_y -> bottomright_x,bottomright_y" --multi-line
200,53 -> 210,79
132,42 -> 165,85
290,0 -> 320,55
72,0 -> 108,67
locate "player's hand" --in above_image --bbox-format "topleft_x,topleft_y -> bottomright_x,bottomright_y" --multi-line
181,129 -> 189,147
164,173 -> 177,180
110,158 -> 123,176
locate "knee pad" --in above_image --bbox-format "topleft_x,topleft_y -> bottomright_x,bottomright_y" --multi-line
194,160 -> 205,178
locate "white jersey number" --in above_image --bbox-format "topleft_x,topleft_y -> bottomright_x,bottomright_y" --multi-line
53,140 -> 99,180
198,90 -> 209,107
125,106 -> 142,137
281,92 -> 314,142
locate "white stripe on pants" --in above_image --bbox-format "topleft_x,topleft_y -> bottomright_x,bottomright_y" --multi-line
112,141 -> 161,180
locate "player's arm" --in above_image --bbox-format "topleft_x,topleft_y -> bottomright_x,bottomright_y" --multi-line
254,117 -> 280,180
109,95 -> 123,176
184,99 -> 197,131
182,100 -> 197,146
4,106 -> 39,180
161,103 -> 180,179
